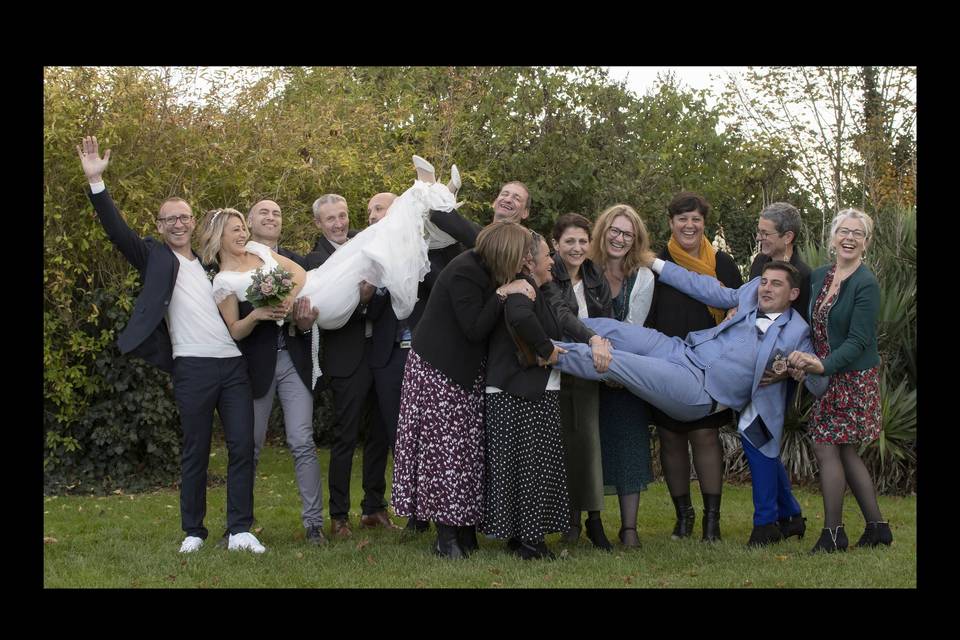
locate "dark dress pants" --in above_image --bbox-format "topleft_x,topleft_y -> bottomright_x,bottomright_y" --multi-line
371,343 -> 410,451
328,341 -> 390,519
171,356 -> 255,538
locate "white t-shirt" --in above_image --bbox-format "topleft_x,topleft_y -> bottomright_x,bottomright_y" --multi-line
169,253 -> 242,359
572,280 -> 589,319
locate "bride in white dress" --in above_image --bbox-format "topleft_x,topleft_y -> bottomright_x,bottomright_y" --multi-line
199,156 -> 461,389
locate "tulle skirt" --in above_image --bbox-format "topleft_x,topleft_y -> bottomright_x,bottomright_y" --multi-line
298,180 -> 456,330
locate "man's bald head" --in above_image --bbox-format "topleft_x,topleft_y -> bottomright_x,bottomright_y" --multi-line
367,192 -> 397,226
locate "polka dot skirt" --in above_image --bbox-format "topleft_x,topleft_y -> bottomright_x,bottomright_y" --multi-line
481,390 -> 570,543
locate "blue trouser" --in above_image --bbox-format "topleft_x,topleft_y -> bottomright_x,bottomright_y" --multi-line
741,434 -> 801,526
554,317 -> 714,423
171,356 -> 255,538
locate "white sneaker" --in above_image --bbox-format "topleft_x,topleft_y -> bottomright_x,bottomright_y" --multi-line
179,535 -> 204,553
228,531 -> 266,554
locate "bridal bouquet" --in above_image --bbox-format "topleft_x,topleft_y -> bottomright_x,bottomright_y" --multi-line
245,266 -> 296,325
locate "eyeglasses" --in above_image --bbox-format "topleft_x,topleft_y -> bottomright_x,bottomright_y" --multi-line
756,229 -> 782,240
608,226 -> 635,242
836,227 -> 867,240
158,214 -> 194,227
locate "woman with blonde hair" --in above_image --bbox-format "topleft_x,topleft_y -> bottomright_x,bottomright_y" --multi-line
587,204 -> 657,547
391,220 -> 537,558
789,208 -> 891,552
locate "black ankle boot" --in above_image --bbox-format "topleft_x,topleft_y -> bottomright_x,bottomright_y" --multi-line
702,493 -> 722,542
456,525 -> 479,555
584,517 -> 613,552
434,523 -> 466,559
671,494 -> 695,540
777,514 -> 807,540
810,525 -> 848,553
855,521 -> 893,548
747,522 -> 784,547
560,510 -> 582,544
405,517 -> 430,533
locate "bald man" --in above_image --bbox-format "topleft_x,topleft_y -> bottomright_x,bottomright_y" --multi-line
244,199 -> 327,545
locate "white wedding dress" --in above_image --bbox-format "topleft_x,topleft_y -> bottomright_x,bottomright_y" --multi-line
297,179 -> 458,329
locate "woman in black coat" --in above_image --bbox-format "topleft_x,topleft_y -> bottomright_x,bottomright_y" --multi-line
549,214 -> 615,550
482,231 -> 611,559
391,221 -> 536,558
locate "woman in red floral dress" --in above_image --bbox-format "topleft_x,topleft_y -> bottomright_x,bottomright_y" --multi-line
789,208 -> 892,553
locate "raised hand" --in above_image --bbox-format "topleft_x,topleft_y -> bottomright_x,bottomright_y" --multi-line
76,136 -> 111,183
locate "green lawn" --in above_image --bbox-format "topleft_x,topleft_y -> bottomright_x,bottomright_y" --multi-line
44,443 -> 916,588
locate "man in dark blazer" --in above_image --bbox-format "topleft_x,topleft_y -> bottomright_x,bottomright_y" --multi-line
241,199 -> 326,545
304,193 -> 387,537
749,202 -> 812,323
77,136 -> 264,554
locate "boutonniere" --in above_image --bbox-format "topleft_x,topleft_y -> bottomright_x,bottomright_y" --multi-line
771,351 -> 788,375
205,266 -> 219,283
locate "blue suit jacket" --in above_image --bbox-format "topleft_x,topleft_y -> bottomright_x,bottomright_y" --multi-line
658,261 -> 829,457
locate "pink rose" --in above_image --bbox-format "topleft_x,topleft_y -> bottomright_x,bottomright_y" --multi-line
260,281 -> 275,295
265,275 -> 275,284
281,278 -> 292,288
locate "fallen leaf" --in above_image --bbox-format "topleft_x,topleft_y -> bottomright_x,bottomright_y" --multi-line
489,568 -> 502,576
558,549 -> 569,558
775,555 -> 789,561
491,581 -> 503,587
123,515 -> 130,520
543,574 -> 553,581
209,453 -> 216,457
253,526 -> 264,535
356,539 -> 371,551
43,537 -> 59,544
743,580 -> 753,587
366,555 -> 376,565
166,505 -> 174,509
166,575 -> 177,582
296,552 -> 304,559
44,511 -> 49,515
112,489 -> 123,495
623,576 -> 632,584
688,571 -> 698,577
180,560 -> 187,567
77,505 -> 83,512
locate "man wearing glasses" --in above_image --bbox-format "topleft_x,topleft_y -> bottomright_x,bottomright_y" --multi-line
749,202 -> 811,323
77,137 -> 263,555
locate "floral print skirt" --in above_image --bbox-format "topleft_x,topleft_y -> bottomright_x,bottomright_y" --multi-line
391,349 -> 486,526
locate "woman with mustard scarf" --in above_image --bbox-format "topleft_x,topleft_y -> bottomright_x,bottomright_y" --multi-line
644,192 -> 743,542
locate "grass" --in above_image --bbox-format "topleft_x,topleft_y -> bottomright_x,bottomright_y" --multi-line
43,442 -> 916,588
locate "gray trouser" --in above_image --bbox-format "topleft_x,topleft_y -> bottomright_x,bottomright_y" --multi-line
253,349 -> 324,529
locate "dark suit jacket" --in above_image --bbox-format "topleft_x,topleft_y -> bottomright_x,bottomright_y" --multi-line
236,245 -> 312,397
406,208 -> 482,329
411,250 -> 505,389
367,288 -> 400,369
303,231 -> 368,379
89,188 -> 182,372
749,249 -> 812,324
486,275 -> 596,401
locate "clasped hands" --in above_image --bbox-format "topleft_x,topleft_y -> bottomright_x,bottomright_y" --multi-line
758,351 -> 825,386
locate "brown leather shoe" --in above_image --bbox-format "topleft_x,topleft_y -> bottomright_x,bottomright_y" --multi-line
331,518 -> 352,538
360,510 -> 401,530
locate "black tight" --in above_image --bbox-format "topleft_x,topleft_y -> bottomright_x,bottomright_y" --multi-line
658,426 -> 724,498
813,442 -> 883,528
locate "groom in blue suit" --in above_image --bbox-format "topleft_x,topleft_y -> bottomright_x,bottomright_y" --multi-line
555,259 -> 828,546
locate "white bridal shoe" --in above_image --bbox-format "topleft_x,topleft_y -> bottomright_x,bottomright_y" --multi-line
412,155 -> 436,183
447,164 -> 461,198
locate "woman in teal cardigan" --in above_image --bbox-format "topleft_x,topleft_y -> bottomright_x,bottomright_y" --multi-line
789,208 -> 892,553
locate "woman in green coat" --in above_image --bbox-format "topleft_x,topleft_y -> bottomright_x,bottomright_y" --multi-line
789,208 -> 892,553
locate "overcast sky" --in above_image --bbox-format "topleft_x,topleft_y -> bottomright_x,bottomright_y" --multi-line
605,66 -> 747,101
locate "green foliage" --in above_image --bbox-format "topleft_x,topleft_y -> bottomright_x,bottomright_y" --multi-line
44,66 -> 917,494
44,288 -> 181,494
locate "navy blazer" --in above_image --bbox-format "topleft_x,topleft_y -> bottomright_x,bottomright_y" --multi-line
304,231 -> 368,379
89,188 -> 184,373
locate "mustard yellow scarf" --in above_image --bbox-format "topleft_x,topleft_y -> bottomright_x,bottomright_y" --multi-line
667,235 -> 727,326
